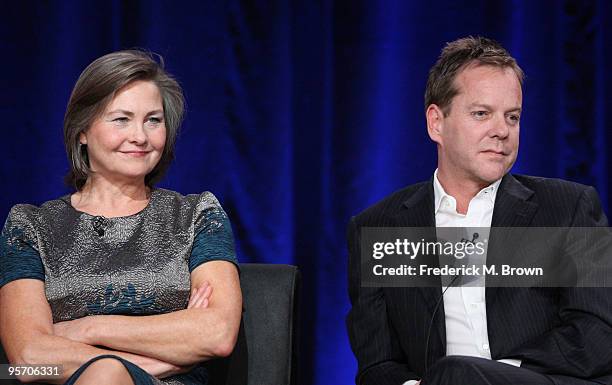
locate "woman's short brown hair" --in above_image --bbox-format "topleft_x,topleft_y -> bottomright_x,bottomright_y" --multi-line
424,36 -> 524,116
64,49 -> 185,190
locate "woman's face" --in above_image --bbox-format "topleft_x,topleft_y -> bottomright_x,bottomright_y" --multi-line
80,80 -> 166,184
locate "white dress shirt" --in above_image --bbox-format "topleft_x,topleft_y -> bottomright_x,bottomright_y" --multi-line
403,170 -> 519,385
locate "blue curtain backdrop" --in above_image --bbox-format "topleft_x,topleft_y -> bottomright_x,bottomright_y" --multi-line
1,1 -> 611,384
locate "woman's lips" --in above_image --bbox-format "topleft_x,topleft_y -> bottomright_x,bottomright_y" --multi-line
120,151 -> 150,157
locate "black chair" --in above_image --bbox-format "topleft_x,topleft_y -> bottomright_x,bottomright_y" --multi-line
0,263 -> 300,385
207,263 -> 301,385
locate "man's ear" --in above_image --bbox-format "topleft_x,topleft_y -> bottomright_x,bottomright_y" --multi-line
426,104 -> 444,145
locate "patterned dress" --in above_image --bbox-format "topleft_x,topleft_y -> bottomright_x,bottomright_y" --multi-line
0,189 -> 239,385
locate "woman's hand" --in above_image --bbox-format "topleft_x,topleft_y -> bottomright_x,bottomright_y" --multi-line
148,283 -> 213,377
53,319 -> 198,378
187,281 -> 213,309
54,282 -> 213,344
53,316 -> 94,344
138,355 -> 196,378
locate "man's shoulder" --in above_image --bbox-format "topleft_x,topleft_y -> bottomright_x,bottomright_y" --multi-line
502,174 -> 608,226
352,181 -> 430,226
510,174 -> 595,201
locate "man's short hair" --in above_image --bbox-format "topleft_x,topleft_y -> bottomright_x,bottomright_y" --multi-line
64,49 -> 185,190
424,36 -> 524,115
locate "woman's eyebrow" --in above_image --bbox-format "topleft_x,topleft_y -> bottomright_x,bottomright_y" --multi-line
106,109 -> 134,117
145,109 -> 164,116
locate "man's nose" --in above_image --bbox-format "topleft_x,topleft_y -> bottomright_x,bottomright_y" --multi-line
490,114 -> 510,139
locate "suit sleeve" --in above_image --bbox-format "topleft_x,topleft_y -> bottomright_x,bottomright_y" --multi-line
512,187 -> 612,378
346,217 -> 418,385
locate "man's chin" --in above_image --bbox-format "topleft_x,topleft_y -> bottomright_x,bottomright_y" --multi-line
475,169 -> 508,185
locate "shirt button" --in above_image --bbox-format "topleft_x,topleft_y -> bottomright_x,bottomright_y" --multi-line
470,303 -> 478,309
482,344 -> 490,351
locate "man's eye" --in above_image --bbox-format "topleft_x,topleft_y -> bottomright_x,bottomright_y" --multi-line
506,114 -> 520,124
472,111 -> 489,118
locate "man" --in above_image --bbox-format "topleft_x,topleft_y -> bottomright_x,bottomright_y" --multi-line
346,36 -> 612,385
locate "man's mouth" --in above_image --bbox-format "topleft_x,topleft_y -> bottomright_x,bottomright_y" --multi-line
482,150 -> 506,155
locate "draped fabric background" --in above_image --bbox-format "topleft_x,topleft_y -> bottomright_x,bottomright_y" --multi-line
1,1 -> 610,384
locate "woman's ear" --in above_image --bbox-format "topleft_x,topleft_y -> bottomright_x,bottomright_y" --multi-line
79,131 -> 87,145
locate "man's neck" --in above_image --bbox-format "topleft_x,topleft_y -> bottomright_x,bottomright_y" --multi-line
436,169 -> 489,215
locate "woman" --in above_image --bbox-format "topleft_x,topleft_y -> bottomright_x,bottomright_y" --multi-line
0,50 -> 242,385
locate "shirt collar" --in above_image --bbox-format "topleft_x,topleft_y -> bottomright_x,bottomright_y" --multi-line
433,169 -> 502,213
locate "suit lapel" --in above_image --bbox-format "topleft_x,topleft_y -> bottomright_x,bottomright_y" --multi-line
490,174 -> 537,228
398,180 -> 446,361
487,174 -> 538,301
399,181 -> 441,320
399,180 -> 436,228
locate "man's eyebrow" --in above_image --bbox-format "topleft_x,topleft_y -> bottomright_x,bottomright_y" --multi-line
466,103 -> 493,110
466,103 -> 522,113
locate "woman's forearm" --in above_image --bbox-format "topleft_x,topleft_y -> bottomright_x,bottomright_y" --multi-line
52,263 -> 242,367
13,332 -> 186,383
1,280 -> 191,383
55,270 -> 242,366
82,307 -> 239,366
14,332 -> 103,384
10,333 -> 97,384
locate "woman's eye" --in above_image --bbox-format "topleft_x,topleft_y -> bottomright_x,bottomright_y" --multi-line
113,117 -> 129,122
147,117 -> 162,124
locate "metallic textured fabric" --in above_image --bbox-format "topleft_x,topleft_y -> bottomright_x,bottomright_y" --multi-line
2,188 -> 233,385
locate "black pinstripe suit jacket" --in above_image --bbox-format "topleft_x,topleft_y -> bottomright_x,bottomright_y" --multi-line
346,174 -> 612,385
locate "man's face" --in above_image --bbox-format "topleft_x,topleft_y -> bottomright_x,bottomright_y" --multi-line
428,64 -> 522,186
